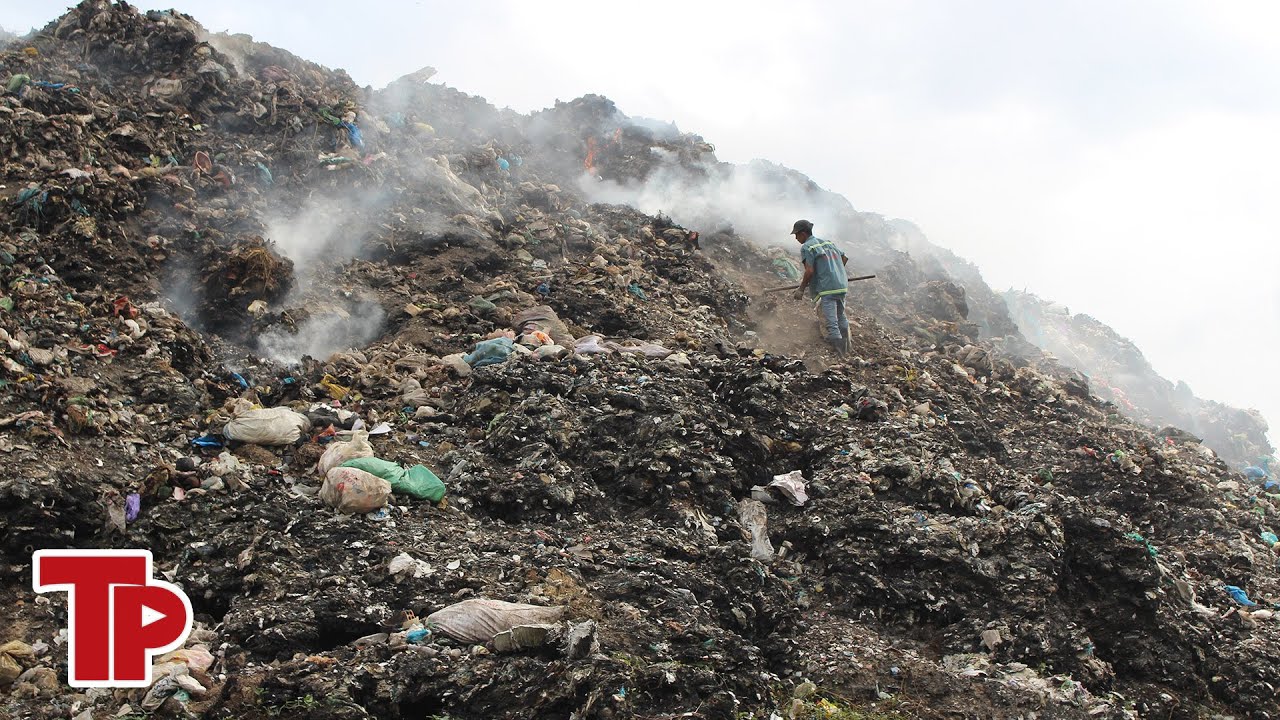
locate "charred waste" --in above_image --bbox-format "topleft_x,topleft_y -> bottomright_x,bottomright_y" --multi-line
0,3 -> 1277,719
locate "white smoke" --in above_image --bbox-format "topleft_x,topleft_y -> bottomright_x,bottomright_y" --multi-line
579,158 -> 851,249
253,194 -> 398,365
256,301 -> 386,365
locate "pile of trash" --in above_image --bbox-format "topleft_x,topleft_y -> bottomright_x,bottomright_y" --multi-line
2,3 -> 1279,719
1004,289 -> 1275,468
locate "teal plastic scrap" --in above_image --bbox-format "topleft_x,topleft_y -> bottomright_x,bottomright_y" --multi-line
1124,531 -> 1159,558
463,337 -> 514,367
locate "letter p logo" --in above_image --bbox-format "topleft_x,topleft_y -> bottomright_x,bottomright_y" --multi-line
33,549 -> 194,687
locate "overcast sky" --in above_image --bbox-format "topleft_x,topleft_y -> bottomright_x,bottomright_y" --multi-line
9,1 -> 1278,451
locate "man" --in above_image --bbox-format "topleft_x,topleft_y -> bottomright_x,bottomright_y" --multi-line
791,219 -> 850,353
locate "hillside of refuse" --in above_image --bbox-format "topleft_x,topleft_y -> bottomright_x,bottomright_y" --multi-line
2,3 -> 1279,719
1003,289 -> 1274,469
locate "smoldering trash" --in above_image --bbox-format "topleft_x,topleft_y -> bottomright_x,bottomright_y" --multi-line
0,3 -> 1278,720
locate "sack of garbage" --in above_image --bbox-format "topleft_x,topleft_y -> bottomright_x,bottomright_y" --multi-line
0,640 -> 35,686
223,406 -> 309,445
400,377 -> 434,408
317,430 -> 374,475
156,644 -> 215,674
513,305 -> 575,346
426,598 -> 566,644
320,466 -> 391,514
341,457 -> 446,502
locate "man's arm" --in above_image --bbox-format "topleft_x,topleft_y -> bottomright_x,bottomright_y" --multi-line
841,253 -> 849,266
796,262 -> 815,298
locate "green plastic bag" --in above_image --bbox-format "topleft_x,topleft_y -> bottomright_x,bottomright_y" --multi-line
340,457 -> 446,502
400,464 -> 446,502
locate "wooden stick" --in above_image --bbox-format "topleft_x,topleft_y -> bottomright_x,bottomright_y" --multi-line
763,275 -> 876,293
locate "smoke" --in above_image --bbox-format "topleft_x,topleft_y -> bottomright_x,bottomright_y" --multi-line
247,193 -> 397,365
578,155 -> 875,260
163,64 -> 508,367
202,32 -> 247,75
262,193 -> 392,281
256,299 -> 386,365
243,88 -> 500,366
162,262 -> 201,330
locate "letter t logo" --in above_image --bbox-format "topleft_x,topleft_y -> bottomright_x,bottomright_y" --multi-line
33,549 -> 193,687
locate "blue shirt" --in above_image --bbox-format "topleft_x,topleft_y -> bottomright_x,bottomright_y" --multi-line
801,236 -> 848,296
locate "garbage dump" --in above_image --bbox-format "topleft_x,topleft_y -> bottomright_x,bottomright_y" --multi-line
0,3 -> 1277,719
1004,289 -> 1274,468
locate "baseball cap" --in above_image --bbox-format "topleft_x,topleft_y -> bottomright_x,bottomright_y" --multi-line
790,219 -> 813,235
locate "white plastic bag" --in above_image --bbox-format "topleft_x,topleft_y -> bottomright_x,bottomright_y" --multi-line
223,407 -> 309,445
316,430 -> 373,475
768,470 -> 809,506
320,466 -> 391,514
737,499 -> 774,562
426,599 -> 566,644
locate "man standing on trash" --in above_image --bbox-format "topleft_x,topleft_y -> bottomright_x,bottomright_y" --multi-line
791,220 -> 850,354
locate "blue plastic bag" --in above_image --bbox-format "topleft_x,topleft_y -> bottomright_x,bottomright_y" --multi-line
463,337 -> 515,367
1225,585 -> 1258,607
342,121 -> 364,149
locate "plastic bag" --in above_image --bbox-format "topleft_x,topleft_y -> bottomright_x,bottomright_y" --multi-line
768,470 -> 809,506
513,305 -> 575,346
463,337 -> 515,367
737,499 -> 774,562
341,457 -> 446,502
398,465 -> 446,501
607,340 -> 672,358
207,450 -> 242,475
0,640 -> 34,685
320,466 -> 391,514
317,430 -> 373,474
573,335 -> 612,355
157,644 -> 215,674
223,407 -> 309,445
426,599 -> 566,644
